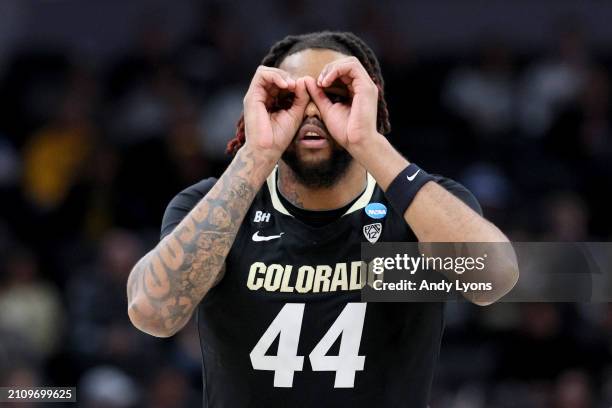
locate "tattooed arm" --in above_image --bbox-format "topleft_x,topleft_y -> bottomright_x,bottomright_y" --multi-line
127,67 -> 310,337
127,146 -> 275,337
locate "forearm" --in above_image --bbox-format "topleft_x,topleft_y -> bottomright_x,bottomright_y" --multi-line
127,146 -> 275,337
351,134 -> 506,242
351,135 -> 518,303
406,180 -> 518,304
405,181 -> 507,242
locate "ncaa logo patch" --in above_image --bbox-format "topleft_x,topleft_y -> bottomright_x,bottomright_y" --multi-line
364,202 -> 387,219
363,223 -> 382,243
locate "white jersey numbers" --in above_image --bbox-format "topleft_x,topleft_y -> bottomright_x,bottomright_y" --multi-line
250,303 -> 367,388
309,303 -> 367,387
249,303 -> 305,387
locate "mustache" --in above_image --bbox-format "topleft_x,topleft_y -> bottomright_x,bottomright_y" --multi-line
299,117 -> 329,133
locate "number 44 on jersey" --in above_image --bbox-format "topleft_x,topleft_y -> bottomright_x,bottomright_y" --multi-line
249,303 -> 367,388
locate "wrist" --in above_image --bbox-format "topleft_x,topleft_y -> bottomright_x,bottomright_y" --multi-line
347,130 -> 383,154
349,133 -> 409,190
384,163 -> 435,216
237,143 -> 279,183
242,140 -> 281,164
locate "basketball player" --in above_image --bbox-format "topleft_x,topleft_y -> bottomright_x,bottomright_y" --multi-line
127,32 -> 518,407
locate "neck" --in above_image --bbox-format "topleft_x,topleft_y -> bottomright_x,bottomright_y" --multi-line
277,161 -> 367,210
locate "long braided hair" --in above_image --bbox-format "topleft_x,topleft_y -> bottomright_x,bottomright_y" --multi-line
226,31 -> 391,155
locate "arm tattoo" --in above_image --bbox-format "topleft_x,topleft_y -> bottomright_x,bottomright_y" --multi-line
127,147 -> 265,336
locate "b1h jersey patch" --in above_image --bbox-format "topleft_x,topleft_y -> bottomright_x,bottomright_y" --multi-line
253,210 -> 271,223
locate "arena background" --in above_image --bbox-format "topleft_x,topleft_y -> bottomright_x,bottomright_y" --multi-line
0,1 -> 611,407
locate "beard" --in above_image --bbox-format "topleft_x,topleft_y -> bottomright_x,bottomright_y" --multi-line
281,143 -> 353,188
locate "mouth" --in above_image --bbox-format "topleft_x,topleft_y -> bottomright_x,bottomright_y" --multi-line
297,123 -> 330,149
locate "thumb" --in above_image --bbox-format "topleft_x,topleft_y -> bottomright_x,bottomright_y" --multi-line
288,77 -> 310,114
304,76 -> 333,117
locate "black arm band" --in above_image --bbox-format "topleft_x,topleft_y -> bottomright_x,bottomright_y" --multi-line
384,163 -> 434,216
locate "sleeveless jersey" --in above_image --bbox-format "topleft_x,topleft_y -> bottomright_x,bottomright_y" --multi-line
161,167 -> 481,408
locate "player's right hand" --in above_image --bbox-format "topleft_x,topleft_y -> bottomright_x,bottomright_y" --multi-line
243,66 -> 309,160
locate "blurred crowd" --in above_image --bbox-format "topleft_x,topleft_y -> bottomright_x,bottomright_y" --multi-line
0,1 -> 611,407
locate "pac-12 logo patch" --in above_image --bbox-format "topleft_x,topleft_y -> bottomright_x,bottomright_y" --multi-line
363,223 -> 382,243
364,202 -> 387,219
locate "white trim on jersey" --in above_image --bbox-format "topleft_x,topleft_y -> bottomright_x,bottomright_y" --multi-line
266,166 -> 376,217
267,167 -> 292,216
343,172 -> 376,216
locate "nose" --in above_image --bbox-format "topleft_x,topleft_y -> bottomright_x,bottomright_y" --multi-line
304,99 -> 321,119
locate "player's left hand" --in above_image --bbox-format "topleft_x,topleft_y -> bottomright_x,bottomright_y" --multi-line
304,57 -> 381,150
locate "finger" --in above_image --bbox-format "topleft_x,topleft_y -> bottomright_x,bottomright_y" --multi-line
257,70 -> 291,91
279,78 -> 307,122
290,77 -> 310,110
318,58 -> 370,89
264,67 -> 297,88
318,60 -> 339,85
258,67 -> 296,89
304,76 -> 333,113
246,69 -> 294,107
317,58 -> 354,82
319,60 -> 362,87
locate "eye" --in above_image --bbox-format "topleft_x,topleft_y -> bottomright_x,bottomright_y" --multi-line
324,91 -> 350,104
273,92 -> 295,111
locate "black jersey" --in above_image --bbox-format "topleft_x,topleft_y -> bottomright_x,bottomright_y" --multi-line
161,167 -> 481,408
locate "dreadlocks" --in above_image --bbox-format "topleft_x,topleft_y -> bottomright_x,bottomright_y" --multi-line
226,31 -> 391,155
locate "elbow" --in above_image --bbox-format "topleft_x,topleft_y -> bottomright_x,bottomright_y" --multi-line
127,297 -> 178,338
126,254 -> 180,338
476,237 -> 519,306
495,245 -> 520,300
473,259 -> 520,306
499,262 -> 520,301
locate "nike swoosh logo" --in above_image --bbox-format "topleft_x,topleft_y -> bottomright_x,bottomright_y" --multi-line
406,169 -> 421,181
252,231 -> 284,242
